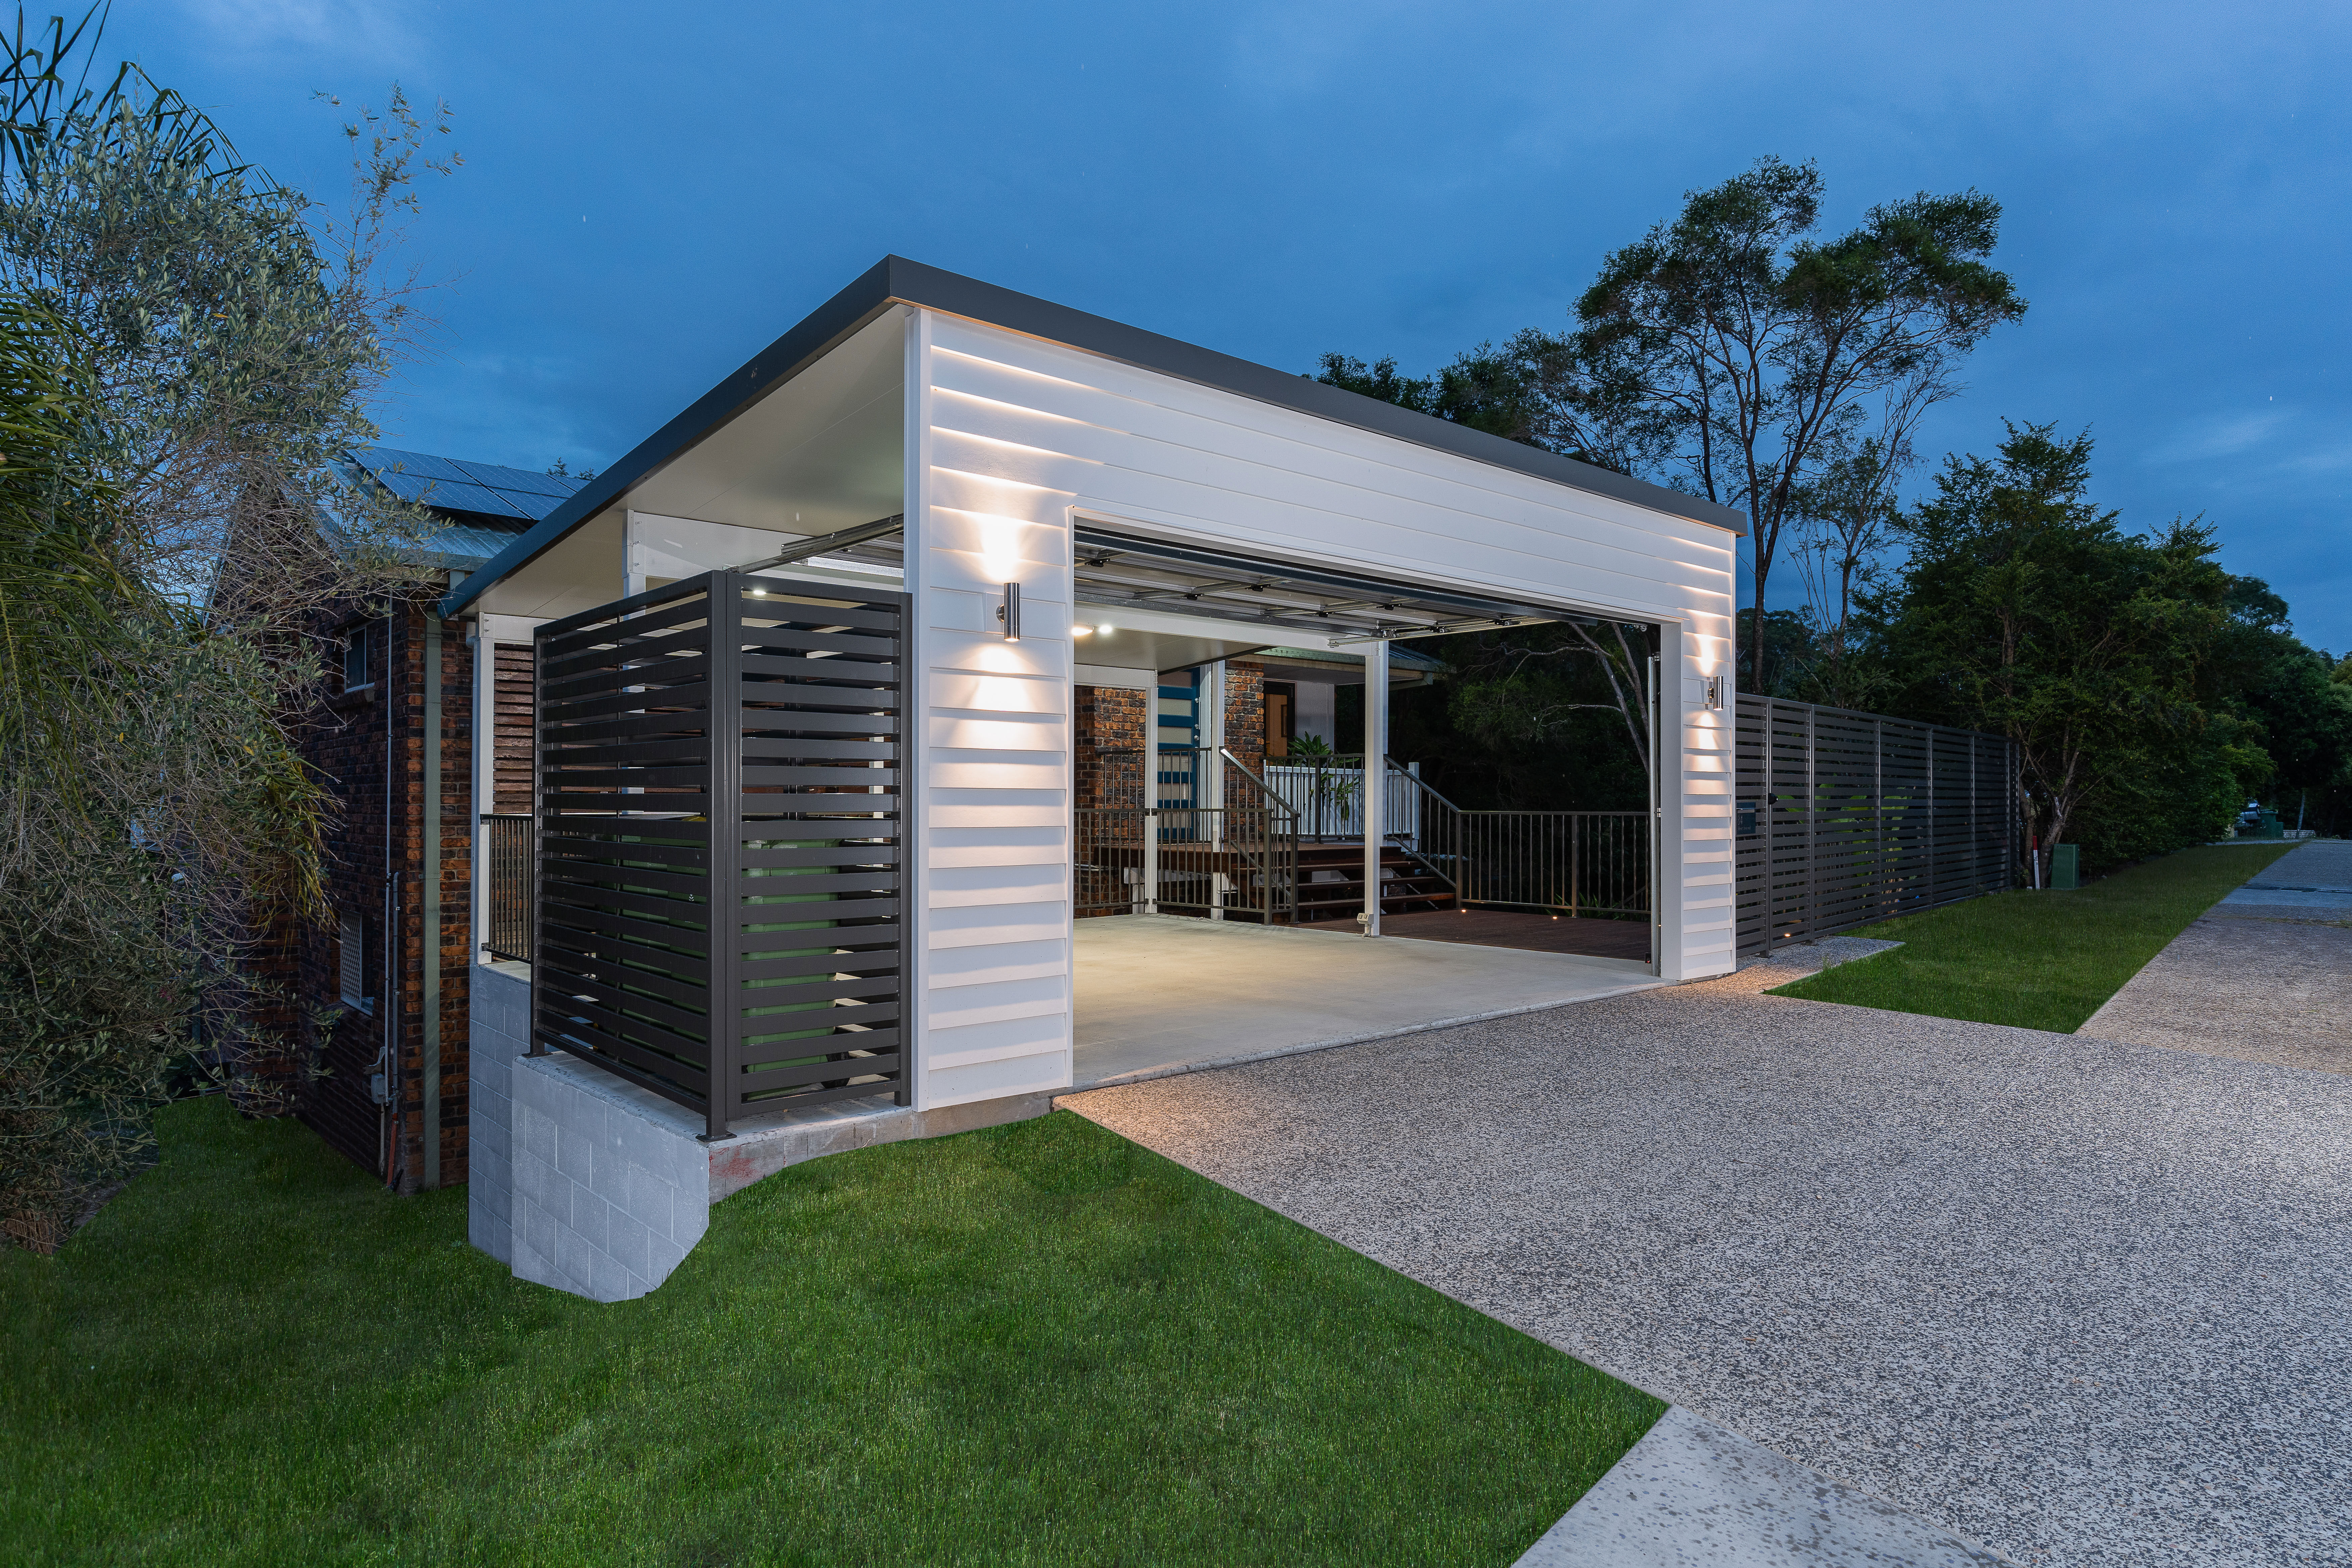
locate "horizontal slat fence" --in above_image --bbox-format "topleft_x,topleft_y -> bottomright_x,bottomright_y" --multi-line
531,569 -> 906,1140
1734,696 -> 2016,958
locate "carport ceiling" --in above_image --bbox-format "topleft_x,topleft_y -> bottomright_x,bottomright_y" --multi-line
1068,529 -> 1568,642
753,520 -> 1632,642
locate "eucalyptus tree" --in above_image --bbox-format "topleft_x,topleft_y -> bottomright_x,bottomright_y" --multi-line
1574,156 -> 2026,692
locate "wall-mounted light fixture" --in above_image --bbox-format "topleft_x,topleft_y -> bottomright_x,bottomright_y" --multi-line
997,582 -> 1021,641
1703,674 -> 1726,711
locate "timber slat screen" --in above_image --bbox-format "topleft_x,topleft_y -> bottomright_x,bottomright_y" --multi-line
1734,696 -> 2016,958
531,569 -> 905,1140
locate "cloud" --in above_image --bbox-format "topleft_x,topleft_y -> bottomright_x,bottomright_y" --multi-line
2152,408 -> 2292,464
170,0 -> 423,63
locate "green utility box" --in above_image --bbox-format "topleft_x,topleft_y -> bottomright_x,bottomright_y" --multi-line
2254,810 -> 2284,840
2051,843 -> 2080,890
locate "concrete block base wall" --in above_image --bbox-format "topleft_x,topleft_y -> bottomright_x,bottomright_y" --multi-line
466,964 -> 1051,1302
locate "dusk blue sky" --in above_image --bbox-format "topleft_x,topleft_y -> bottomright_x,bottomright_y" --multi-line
130,1 -> 2351,649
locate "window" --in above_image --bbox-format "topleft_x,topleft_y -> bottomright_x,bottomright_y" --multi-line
339,912 -> 373,1013
342,622 -> 378,691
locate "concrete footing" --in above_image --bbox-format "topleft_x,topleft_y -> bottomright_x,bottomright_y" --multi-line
466,963 -> 1050,1302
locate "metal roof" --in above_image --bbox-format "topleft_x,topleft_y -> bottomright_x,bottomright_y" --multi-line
437,256 -> 1747,620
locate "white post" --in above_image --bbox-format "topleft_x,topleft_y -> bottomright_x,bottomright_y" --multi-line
1142,810 -> 1159,915
1362,638 -> 1388,936
622,510 -> 650,599
1200,659 -> 1227,841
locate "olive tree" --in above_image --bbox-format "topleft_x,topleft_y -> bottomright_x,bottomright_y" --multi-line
0,9 -> 453,1249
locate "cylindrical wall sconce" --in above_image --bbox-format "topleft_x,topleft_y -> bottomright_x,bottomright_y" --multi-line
997,581 -> 1021,640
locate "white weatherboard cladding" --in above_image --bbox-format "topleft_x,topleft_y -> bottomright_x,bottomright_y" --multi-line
907,310 -> 1075,1109
904,312 -> 1738,1105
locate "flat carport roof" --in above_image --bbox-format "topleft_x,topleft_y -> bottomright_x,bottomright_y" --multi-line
439,255 -> 1745,623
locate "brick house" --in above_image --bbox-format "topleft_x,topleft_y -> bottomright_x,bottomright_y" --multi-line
293,448 -> 584,1191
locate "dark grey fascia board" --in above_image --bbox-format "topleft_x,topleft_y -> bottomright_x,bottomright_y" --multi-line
894,257 -> 1749,538
438,257 -> 906,618
439,255 -> 1746,619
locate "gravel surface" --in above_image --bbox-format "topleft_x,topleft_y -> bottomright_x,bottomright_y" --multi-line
1061,940 -> 2352,1567
2082,839 -> 2352,1075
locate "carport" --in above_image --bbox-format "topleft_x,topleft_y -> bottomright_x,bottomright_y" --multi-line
439,256 -> 1746,1296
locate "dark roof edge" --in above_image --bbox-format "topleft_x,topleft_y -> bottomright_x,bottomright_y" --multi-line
440,255 -> 1746,619
439,258 -> 904,617
890,257 -> 1749,538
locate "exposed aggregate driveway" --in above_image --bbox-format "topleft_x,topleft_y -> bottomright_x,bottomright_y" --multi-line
1062,943 -> 2352,1567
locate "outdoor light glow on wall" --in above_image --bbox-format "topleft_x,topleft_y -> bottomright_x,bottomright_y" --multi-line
997,581 -> 1021,640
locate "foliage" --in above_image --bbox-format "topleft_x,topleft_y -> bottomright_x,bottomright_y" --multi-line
2,1102 -> 1663,1563
1573,156 -> 2026,693
1852,423 -> 2251,875
0,9 -> 455,1249
1786,436 -> 1905,707
0,11 -> 456,631
1773,844 -> 2295,1032
1730,606 -> 1823,698
1384,622 -> 1652,811
0,295 -> 334,1251
1313,336 -> 1640,472
2207,576 -> 2352,834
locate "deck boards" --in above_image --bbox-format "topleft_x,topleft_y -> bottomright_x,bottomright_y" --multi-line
1301,908 -> 1651,963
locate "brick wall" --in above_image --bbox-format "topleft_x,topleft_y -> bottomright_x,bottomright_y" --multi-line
1223,661 -> 1266,790
1074,684 -> 1148,810
292,589 -> 475,1191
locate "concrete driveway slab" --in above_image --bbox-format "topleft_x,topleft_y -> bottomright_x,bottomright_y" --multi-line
1062,942 -> 2352,1567
1519,1406 -> 2004,1567
1072,913 -> 1660,1089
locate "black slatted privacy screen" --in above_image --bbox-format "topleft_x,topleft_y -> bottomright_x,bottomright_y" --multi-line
531,570 -> 905,1139
1734,697 -> 2016,958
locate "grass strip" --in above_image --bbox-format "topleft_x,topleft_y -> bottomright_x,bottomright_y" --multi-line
1,1100 -> 1659,1567
1771,843 -> 2298,1033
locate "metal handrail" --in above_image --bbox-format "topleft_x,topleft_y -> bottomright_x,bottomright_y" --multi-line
1219,748 -> 1301,923
1379,757 -> 1465,899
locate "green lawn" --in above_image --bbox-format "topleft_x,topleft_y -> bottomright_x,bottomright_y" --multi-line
1,1100 -> 1658,1567
1772,843 -> 2296,1032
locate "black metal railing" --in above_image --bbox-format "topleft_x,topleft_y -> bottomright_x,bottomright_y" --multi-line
482,812 -> 533,962
1073,797 -> 1299,923
1390,766 -> 1650,919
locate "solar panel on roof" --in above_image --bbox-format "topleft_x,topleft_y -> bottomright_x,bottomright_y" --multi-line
407,481 -> 532,519
450,458 -> 578,497
502,493 -> 571,521
353,446 -> 474,485
342,444 -> 587,523
366,469 -> 440,503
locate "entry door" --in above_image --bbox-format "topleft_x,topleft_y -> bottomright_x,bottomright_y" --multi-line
1155,670 -> 1198,809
